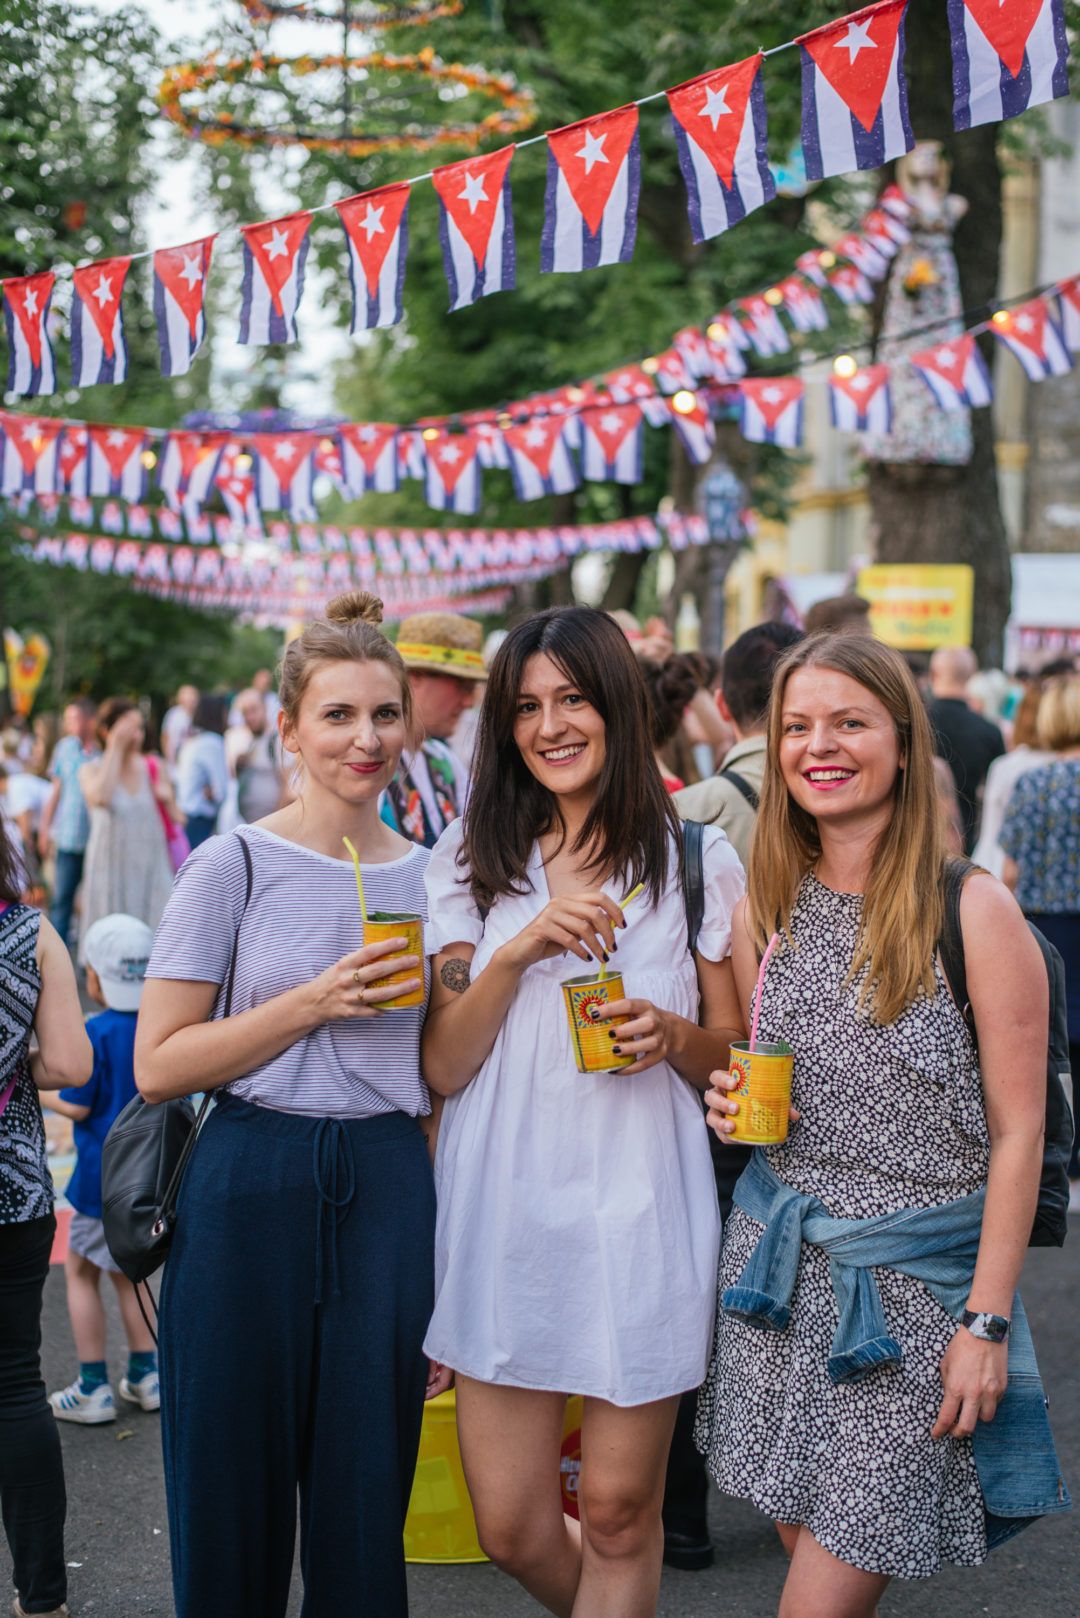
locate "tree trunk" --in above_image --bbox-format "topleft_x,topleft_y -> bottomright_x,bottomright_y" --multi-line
868,0 -> 1012,665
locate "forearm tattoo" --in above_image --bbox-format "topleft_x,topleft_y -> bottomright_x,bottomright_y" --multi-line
440,958 -> 471,995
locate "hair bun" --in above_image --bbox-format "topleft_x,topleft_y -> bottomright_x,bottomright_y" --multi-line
325,590 -> 384,628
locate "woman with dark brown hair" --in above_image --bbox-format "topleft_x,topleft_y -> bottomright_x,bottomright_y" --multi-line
421,606 -> 745,1618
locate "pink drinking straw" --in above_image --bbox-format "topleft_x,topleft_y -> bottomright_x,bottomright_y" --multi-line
749,932 -> 780,1052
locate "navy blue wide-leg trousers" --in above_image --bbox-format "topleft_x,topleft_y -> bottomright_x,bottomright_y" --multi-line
158,1092 -> 436,1618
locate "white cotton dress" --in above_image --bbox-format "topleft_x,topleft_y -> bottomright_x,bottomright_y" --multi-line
422,819 -> 745,1407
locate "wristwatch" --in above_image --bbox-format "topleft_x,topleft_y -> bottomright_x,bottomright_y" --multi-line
961,1309 -> 1010,1343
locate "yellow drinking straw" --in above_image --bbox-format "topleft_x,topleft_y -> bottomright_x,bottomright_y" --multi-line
599,883 -> 646,980
341,836 -> 368,924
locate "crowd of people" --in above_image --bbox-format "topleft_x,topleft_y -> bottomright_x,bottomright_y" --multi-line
0,591 -> 1076,1618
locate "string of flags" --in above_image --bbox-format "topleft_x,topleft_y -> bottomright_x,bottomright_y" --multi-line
1,0 -> 1070,400
2,265 -> 1076,521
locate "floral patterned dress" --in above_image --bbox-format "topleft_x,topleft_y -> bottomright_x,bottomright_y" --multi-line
696,873 -> 992,1579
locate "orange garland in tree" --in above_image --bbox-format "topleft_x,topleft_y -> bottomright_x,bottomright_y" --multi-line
239,0 -> 463,27
158,48 -> 536,157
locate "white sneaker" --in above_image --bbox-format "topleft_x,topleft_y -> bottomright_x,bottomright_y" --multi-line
49,1379 -> 116,1424
119,1371 -> 160,1412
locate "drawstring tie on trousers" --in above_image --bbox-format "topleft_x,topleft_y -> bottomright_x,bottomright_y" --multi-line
312,1119 -> 357,1305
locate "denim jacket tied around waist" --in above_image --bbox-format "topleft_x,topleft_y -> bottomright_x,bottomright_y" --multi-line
722,1150 -> 1070,1542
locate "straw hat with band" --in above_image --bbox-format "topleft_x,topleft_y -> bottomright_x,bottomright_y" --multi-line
396,612 -> 488,682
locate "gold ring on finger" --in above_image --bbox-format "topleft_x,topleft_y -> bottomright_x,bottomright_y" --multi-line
356,986 -> 368,1005
353,968 -> 363,986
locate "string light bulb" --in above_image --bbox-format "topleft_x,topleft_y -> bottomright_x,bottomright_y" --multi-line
234,452 -> 253,471
819,250 -> 837,270
140,450 -> 157,469
833,354 -> 858,379
671,389 -> 698,415
640,356 -> 660,375
706,321 -> 726,342
991,309 -> 1010,326
763,287 -> 784,307
421,427 -> 440,441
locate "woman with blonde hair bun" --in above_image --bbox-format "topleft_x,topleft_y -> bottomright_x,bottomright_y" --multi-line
697,633 -> 1068,1617
136,591 -> 448,1618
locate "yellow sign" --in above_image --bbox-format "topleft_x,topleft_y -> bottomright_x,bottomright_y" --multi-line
3,630 -> 51,717
856,564 -> 974,650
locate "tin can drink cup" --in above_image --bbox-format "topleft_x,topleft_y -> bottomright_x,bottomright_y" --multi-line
362,913 -> 425,1010
727,1040 -> 794,1145
561,972 -> 635,1074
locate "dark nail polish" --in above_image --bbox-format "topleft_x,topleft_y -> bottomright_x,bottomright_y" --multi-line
612,1045 -> 622,1055
607,1029 -> 616,1040
611,939 -> 618,952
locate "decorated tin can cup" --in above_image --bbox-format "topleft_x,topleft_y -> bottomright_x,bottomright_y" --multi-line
561,972 -> 636,1074
727,1040 -> 794,1145
363,913 -> 425,1010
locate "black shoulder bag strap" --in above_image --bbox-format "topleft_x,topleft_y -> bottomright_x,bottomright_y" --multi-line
154,833 -> 255,1222
718,767 -> 760,812
939,855 -> 974,1033
681,819 -> 706,956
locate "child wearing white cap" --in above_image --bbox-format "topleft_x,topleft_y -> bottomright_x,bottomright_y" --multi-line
47,914 -> 160,1425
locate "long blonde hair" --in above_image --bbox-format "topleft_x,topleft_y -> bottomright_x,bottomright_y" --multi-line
747,634 -> 944,1024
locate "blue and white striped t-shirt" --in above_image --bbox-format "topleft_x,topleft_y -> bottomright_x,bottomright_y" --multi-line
146,825 -> 431,1120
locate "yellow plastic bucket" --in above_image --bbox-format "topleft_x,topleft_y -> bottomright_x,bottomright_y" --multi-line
404,1391 -> 585,1564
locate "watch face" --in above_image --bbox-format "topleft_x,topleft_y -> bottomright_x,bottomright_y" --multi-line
964,1310 -> 1009,1342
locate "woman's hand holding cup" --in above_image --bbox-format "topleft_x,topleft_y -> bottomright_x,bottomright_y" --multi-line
705,1070 -> 740,1142
312,938 -> 422,1022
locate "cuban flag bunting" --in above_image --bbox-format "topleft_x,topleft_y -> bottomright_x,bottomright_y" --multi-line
2,273 -> 57,397
990,297 -> 1072,380
215,451 -> 263,532
739,379 -> 805,448
666,395 -> 715,466
948,0 -> 1069,129
153,236 -> 215,377
603,365 -> 671,425
862,205 -> 910,252
879,182 -> 915,221
834,233 -> 890,281
795,249 -> 831,288
673,327 -> 715,382
829,363 -> 893,432
335,184 -> 409,332
828,265 -> 875,306
1057,277 -> 1080,352
579,404 -> 644,485
653,348 -> 696,396
541,106 -> 640,274
57,428 -> 89,496
432,146 -> 516,311
908,334 -> 993,409
158,431 -> 227,512
423,431 -> 481,516
87,425 -> 148,501
739,295 -> 791,357
776,275 -> 829,333
798,1 -> 914,181
704,333 -> 748,382
250,433 -> 318,519
239,212 -> 312,344
503,418 -> 579,500
71,257 -> 132,386
0,414 -> 62,495
462,411 -> 511,469
666,55 -> 775,245
338,423 -> 399,495
397,430 -> 426,482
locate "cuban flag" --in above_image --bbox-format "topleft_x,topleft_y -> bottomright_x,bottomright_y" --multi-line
432,146 -> 516,311
829,363 -> 893,431
1057,277 -> 1080,352
215,453 -> 262,532
397,430 -> 426,482
667,395 -> 715,466
739,378 -> 805,448
908,334 -> 993,409
862,205 -> 910,253
335,184 -> 409,333
423,431 -> 481,515
948,0 -> 1068,129
2,273 -> 56,397
57,427 -> 89,496
739,295 -> 790,357
798,0 -> 914,181
462,411 -> 511,469
158,431 -> 227,512
879,182 -> 915,221
776,275 -> 829,333
603,365 -> 671,425
990,297 -> 1071,380
87,425 -> 148,501
666,55 -> 775,244
0,413 -> 62,494
653,348 -> 696,396
71,257 -> 131,386
580,404 -> 644,485
338,423 -> 399,495
541,105 -> 640,274
834,232 -> 890,281
673,327 -> 715,382
795,249 -> 830,288
828,265 -> 875,306
153,236 -> 214,377
250,434 -> 318,519
239,212 -> 312,344
503,418 -> 579,500
704,333 -> 748,382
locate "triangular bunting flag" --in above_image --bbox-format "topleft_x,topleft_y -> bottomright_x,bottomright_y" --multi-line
71,257 -> 132,386
908,334 -> 993,409
949,0 -> 1069,129
0,413 -> 62,494
338,423 -> 399,496
828,362 -> 892,431
250,433 -> 318,519
158,431 -> 228,512
799,0 -> 914,180
990,297 -> 1072,379
335,185 -> 410,332
239,212 -> 312,344
423,431 -> 481,515
503,417 -> 579,500
541,106 -> 640,273
87,424 -> 148,500
432,146 -> 516,310
667,55 -> 776,244
2,273 -> 56,397
579,404 -> 644,484
153,236 -> 215,377
739,378 -> 804,447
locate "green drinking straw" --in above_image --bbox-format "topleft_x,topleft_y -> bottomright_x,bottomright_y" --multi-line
341,836 -> 368,924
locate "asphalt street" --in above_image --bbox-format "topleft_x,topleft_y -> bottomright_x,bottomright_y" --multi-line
4,1235 -> 1077,1618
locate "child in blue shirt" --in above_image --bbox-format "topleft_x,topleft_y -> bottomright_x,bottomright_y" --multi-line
48,914 -> 160,1424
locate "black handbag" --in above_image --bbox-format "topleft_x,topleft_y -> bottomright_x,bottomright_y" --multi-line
102,834 -> 253,1286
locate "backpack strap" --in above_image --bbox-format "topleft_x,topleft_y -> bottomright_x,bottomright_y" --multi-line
681,819 -> 706,956
718,767 -> 760,812
939,855 -> 975,1043
222,833 -> 254,1020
